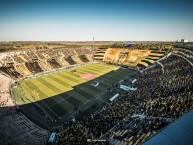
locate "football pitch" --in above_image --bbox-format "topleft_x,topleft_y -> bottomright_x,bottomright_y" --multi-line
13,63 -> 134,119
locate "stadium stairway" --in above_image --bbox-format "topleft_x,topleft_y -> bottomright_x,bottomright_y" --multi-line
94,48 -> 108,60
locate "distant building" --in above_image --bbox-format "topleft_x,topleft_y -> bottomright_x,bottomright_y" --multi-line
180,39 -> 188,43
174,39 -> 193,51
124,43 -> 132,48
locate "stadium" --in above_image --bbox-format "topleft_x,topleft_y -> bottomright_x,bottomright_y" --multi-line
1,0 -> 193,145
0,41 -> 193,145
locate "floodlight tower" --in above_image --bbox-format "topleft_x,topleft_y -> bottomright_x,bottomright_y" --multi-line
93,36 -> 95,49
92,37 -> 95,58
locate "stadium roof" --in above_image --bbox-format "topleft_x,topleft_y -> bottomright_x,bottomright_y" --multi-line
142,109 -> 193,145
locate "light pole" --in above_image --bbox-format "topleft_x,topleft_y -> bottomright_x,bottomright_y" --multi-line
93,37 -> 95,50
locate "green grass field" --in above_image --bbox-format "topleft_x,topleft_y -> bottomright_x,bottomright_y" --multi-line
13,63 -> 134,119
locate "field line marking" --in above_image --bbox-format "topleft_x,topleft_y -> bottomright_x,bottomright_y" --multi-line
48,93 -> 72,107
40,99 -> 61,119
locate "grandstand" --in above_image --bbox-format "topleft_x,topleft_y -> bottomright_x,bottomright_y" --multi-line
0,42 -> 193,145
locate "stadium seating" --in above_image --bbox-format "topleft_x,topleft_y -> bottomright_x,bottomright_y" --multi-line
71,55 -> 83,64
0,45 -> 193,145
57,57 -> 70,67
79,55 -> 90,62
25,61 -> 43,74
0,64 -> 22,78
0,74 -> 48,145
0,48 -> 94,78
58,124 -> 88,145
1,47 -> 166,78
65,56 -> 76,65
85,54 -> 93,62
56,52 -> 193,145
101,48 -> 166,69
14,63 -> 32,77
47,58 -> 61,69
38,60 -> 53,71
94,47 -> 108,60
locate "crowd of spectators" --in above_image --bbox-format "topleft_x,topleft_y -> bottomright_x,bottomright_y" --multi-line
0,47 -> 192,144
58,123 -> 89,145
0,65 -> 21,79
25,61 -> 43,74
0,48 -> 94,79
58,53 -> 193,145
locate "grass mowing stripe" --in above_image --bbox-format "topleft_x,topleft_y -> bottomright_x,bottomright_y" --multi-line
83,65 -> 112,72
25,79 -> 56,96
34,87 -> 51,99
50,103 -> 68,117
77,68 -> 106,77
52,74 -> 78,86
77,68 -> 117,84
65,71 -> 88,82
92,63 -> 114,68
59,71 -> 110,94
26,75 -> 56,86
80,66 -> 111,75
72,69 -> 102,78
51,95 -> 65,103
42,77 -> 70,92
24,62 -> 117,92
58,100 -> 74,113
24,79 -> 40,88
65,96 -> 83,107
37,101 -> 59,119
73,87 -> 94,100
48,75 -> 72,89
80,81 -> 105,92
57,73 -> 80,85
54,92 -> 75,103
80,67 -> 121,82
102,70 -> 128,82
94,78 -> 112,88
90,65 -> 117,71
25,80 -> 46,88
17,63 -> 134,119
80,65 -> 110,73
68,91 -> 88,103
43,96 -> 57,106
78,68 -> 107,77
77,67 -> 108,76
58,92 -> 70,100
48,93 -> 70,107
75,85 -> 99,97
74,72 -> 110,91
79,85 -> 100,95
109,69 -> 126,78
24,80 -> 54,99
59,72 -> 83,83
12,87 -> 29,105
92,64 -> 118,70
38,77 -> 62,93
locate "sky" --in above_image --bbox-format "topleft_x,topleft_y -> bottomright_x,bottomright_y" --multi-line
0,0 -> 193,41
